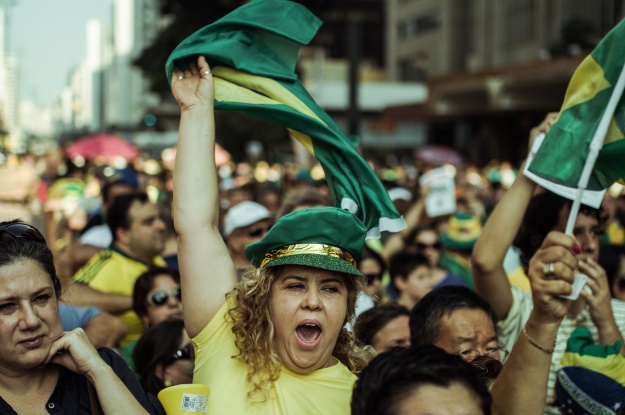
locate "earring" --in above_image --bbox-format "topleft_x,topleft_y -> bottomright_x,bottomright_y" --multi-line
164,378 -> 173,387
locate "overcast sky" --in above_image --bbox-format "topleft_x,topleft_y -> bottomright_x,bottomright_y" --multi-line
11,0 -> 112,106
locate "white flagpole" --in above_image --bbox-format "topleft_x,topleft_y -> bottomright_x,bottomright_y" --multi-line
565,62 -> 625,235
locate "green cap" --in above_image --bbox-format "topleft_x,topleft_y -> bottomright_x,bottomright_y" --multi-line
245,207 -> 366,276
440,211 -> 482,250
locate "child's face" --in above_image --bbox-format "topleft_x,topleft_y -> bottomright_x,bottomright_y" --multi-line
403,265 -> 434,302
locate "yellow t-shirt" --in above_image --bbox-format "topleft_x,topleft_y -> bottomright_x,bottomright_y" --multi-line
192,299 -> 357,414
73,248 -> 165,346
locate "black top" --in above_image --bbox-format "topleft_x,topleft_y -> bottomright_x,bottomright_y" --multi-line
0,348 -> 165,415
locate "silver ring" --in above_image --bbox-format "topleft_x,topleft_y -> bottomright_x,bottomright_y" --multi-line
202,70 -> 211,76
177,75 -> 184,81
542,262 -> 555,275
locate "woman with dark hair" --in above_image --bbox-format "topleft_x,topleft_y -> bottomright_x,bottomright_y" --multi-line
359,245 -> 386,302
133,319 -> 193,395
353,304 -> 410,353
351,345 -> 492,415
123,266 -> 183,369
0,220 -> 164,414
132,267 -> 183,328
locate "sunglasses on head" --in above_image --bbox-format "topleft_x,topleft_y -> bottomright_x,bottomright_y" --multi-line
0,223 -> 46,243
163,342 -> 193,366
147,287 -> 182,307
415,242 -> 442,251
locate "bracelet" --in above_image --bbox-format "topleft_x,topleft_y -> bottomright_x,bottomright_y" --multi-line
522,328 -> 555,354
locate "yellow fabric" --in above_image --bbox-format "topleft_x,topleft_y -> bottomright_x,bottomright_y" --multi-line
507,266 -> 531,291
72,249 -> 165,346
560,351 -> 625,384
213,66 -> 324,155
192,298 -> 357,414
605,221 -> 625,245
558,55 -> 622,145
559,56 -> 610,113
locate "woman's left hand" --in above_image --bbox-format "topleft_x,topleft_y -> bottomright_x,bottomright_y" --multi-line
46,328 -> 108,379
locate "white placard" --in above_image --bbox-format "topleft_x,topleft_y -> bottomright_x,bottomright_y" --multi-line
420,167 -> 456,217
559,273 -> 588,301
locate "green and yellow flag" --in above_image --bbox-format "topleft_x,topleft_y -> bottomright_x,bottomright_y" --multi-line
166,0 -> 406,237
528,18 -> 625,191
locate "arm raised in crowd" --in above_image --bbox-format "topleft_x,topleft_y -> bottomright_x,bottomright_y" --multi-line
491,231 -> 576,415
381,186 -> 428,263
471,113 -> 557,320
171,55 -> 238,338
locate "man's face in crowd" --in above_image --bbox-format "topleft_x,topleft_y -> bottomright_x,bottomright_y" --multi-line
371,315 -> 411,353
433,307 -> 501,362
126,201 -> 166,258
229,218 -> 272,252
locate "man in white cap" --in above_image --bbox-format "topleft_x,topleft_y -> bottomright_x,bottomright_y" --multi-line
223,200 -> 273,269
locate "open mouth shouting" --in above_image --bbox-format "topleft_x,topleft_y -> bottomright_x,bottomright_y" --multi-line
295,320 -> 322,350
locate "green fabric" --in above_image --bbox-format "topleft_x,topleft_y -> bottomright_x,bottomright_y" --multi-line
166,0 -> 405,238
528,19 -> 625,190
438,251 -> 474,289
245,207 -> 365,276
564,327 -> 622,359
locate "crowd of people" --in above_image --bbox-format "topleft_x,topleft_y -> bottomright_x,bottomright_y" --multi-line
2,1 -> 625,413
0,63 -> 622,415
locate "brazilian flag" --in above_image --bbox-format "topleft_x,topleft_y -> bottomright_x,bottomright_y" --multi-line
166,0 -> 406,237
528,18 -> 625,191
555,327 -> 625,414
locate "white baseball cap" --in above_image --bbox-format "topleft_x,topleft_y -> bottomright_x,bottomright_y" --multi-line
223,201 -> 272,237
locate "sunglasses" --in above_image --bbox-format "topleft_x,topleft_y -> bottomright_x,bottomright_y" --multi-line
470,355 -> 503,381
364,273 -> 383,285
0,223 -> 46,242
617,278 -> 625,291
415,242 -> 442,251
147,287 -> 182,307
163,342 -> 193,365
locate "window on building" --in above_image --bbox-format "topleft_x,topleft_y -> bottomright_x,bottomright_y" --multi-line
398,11 -> 439,40
400,52 -> 429,82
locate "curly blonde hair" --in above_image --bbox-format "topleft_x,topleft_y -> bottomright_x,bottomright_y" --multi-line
225,265 -> 371,400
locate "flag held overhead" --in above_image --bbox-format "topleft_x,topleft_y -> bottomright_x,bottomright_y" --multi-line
166,0 -> 406,238
528,18 -> 625,192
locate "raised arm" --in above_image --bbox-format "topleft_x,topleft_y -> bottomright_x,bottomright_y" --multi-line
491,231 -> 576,415
381,187 -> 428,263
471,113 -> 556,320
171,55 -> 237,338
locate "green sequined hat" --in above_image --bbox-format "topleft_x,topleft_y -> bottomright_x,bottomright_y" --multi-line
245,207 -> 367,276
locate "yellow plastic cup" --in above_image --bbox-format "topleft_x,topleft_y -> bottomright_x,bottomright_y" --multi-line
157,384 -> 211,414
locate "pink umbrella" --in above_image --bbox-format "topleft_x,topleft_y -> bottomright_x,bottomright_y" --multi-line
66,133 -> 139,162
415,145 -> 465,166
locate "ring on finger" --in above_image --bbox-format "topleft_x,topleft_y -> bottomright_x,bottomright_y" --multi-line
542,262 -> 555,276
177,75 -> 184,81
202,69 -> 212,77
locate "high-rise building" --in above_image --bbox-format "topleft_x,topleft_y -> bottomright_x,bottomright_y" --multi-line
106,0 -> 159,129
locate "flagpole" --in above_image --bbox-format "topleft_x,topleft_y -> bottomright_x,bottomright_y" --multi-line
565,62 -> 625,235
